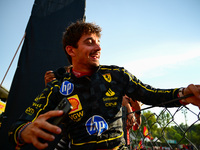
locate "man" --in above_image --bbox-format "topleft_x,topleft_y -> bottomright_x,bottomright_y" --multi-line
44,68 -> 141,149
9,21 -> 200,150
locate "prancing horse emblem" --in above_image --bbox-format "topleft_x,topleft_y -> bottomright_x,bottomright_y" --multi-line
103,73 -> 112,83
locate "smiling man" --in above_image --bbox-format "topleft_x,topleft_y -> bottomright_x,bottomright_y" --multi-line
66,33 -> 101,75
9,21 -> 200,150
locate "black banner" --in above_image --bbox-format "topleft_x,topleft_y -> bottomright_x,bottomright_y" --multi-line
0,0 -> 85,149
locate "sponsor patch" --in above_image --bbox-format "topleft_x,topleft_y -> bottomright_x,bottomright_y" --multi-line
85,115 -> 108,136
32,102 -> 42,109
105,102 -> 117,107
103,73 -> 112,83
25,107 -> 34,115
60,81 -> 74,96
105,88 -> 115,97
68,95 -> 82,114
34,94 -> 45,102
69,110 -> 83,122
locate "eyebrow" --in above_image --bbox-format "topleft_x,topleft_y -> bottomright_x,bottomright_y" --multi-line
83,37 -> 93,42
83,37 -> 100,43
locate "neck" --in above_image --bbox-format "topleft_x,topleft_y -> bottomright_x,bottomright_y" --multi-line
72,64 -> 97,73
72,68 -> 94,77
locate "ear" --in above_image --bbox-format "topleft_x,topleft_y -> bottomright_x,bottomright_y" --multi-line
65,46 -> 76,57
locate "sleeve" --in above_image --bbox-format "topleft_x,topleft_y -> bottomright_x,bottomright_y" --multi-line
8,79 -> 63,146
123,69 -> 182,107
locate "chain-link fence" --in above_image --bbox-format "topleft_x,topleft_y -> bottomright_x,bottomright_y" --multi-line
124,105 -> 200,150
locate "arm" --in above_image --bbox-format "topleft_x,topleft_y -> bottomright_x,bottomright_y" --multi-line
124,69 -> 200,108
8,80 -> 64,149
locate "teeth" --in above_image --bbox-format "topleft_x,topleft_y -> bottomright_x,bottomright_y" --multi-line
91,55 -> 98,58
90,53 -> 100,59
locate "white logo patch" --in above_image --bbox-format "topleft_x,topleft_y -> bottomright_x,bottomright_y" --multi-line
59,81 -> 74,96
85,115 -> 108,136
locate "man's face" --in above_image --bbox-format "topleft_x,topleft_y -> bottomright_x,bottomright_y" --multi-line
72,33 -> 101,71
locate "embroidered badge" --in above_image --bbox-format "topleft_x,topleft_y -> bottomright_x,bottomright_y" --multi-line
60,81 -> 74,96
103,73 -> 112,83
68,95 -> 82,114
105,88 -> 115,97
25,107 -> 34,115
68,95 -> 83,122
85,115 -> 108,136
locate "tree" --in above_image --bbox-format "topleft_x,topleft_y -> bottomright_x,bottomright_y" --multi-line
140,111 -> 158,138
157,109 -> 172,129
189,123 -> 200,147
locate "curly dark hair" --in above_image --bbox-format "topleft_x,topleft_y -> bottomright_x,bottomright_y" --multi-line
62,20 -> 102,64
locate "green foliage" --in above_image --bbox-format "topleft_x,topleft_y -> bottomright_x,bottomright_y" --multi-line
137,110 -> 200,147
157,109 -> 172,128
189,123 -> 200,145
166,127 -> 182,142
141,111 -> 158,138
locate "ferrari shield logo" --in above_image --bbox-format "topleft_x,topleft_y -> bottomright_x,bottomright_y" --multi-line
103,73 -> 112,83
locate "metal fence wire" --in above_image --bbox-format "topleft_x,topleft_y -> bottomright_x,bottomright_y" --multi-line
123,104 -> 200,150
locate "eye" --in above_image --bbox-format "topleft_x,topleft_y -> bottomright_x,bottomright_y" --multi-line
97,40 -> 101,46
88,39 -> 93,44
85,39 -> 93,45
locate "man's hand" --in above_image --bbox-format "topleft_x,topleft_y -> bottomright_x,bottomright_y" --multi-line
183,84 -> 200,109
122,95 -> 142,130
129,98 -> 141,111
21,110 -> 63,149
129,98 -> 142,130
44,71 -> 56,86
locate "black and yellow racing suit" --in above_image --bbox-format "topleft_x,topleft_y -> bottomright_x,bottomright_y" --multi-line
8,65 -> 182,150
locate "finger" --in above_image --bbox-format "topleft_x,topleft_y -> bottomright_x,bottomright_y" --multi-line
34,126 -> 57,141
126,119 -> 132,126
32,137 -> 49,150
45,70 -> 54,75
186,84 -> 200,99
45,72 -> 55,79
21,124 -> 52,148
47,74 -> 56,79
127,113 -> 133,120
45,77 -> 56,83
43,121 -> 62,135
131,117 -> 135,124
33,111 -> 63,134
45,75 -> 56,81
124,95 -> 129,99
130,101 -> 141,110
36,110 -> 63,134
183,85 -> 200,108
39,110 -> 63,121
194,85 -> 200,99
51,77 -> 56,81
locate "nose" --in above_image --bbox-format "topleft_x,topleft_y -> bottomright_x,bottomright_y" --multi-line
95,43 -> 101,51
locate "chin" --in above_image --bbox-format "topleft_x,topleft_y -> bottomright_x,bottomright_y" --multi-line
90,62 -> 99,68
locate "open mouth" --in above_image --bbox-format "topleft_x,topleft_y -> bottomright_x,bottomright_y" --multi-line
90,53 -> 100,60
91,55 -> 99,59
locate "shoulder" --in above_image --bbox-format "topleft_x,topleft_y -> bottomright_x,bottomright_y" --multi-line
98,65 -> 129,81
99,65 -> 125,71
